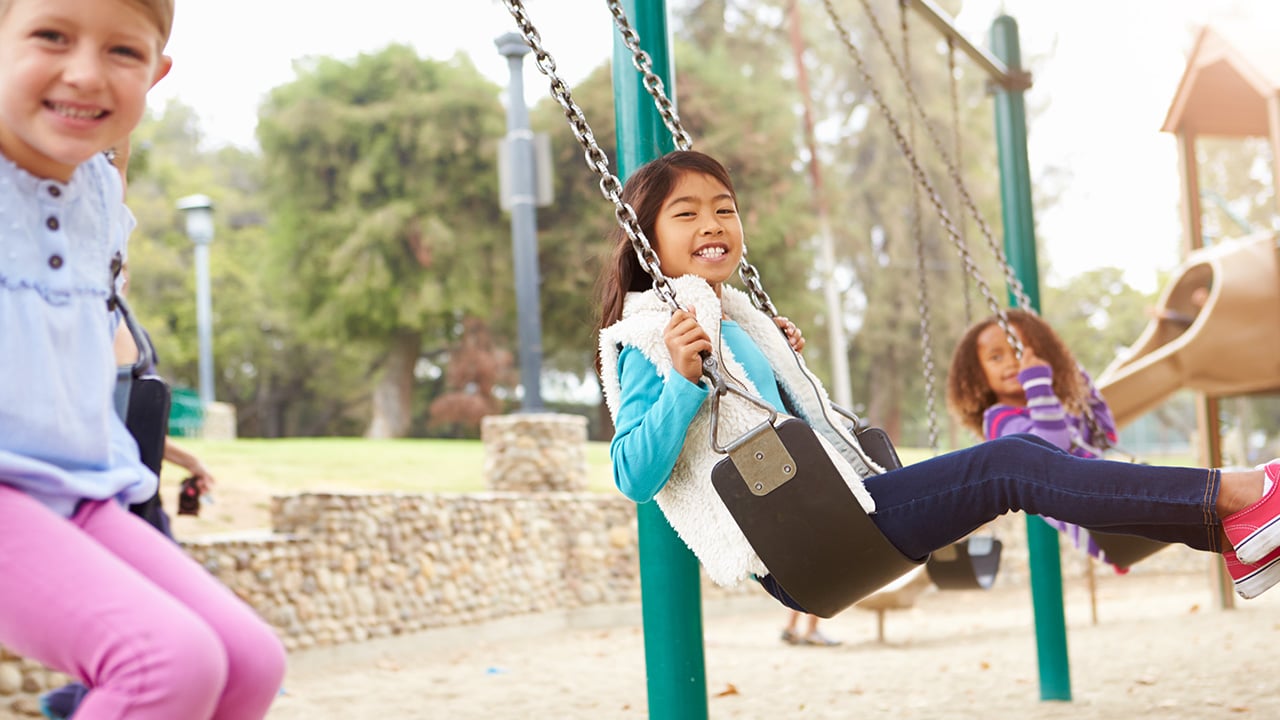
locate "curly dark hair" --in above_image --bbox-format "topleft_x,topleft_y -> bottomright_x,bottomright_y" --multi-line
946,309 -> 1090,439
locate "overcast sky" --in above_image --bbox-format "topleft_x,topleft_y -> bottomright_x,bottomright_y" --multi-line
149,0 -> 1277,293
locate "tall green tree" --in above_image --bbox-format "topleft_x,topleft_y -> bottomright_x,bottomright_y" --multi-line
257,46 -> 509,438
126,100 -> 368,438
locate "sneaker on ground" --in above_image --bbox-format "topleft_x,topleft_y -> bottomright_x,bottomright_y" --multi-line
1224,460 -> 1280,565
804,630 -> 842,647
1225,546 -> 1280,599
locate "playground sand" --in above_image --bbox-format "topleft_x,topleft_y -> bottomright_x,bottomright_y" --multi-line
265,565 -> 1280,719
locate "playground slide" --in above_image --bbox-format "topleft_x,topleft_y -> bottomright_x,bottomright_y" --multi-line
1096,231 -> 1280,428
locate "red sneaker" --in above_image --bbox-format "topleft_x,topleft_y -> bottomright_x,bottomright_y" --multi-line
1224,546 -> 1280,599
1224,462 -> 1280,565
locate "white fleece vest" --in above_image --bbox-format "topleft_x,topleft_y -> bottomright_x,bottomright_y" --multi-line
599,275 -> 882,587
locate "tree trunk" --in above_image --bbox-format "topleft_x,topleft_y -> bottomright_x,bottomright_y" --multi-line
868,344 -> 904,441
366,331 -> 421,439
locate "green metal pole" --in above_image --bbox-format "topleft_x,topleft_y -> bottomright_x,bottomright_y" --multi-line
611,3 -> 709,718
990,14 -> 1072,702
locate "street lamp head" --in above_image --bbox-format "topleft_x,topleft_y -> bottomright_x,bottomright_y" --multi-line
176,194 -> 215,245
495,32 -> 531,59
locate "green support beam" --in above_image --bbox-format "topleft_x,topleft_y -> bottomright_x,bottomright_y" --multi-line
990,14 -> 1072,702
611,3 -> 709,718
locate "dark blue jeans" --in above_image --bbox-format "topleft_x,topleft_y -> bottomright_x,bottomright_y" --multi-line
865,433 -> 1222,560
758,433 -> 1221,613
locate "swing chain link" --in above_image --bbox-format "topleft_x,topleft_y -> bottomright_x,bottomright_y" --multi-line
852,0 -> 1034,313
606,1 -> 780,320
501,0 -> 682,313
946,39 -> 974,326
825,0 -> 1034,318
897,1 -> 939,452
606,0 -> 693,152
820,0 -> 1023,361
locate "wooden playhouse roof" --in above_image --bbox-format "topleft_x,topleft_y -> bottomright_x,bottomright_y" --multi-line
1162,23 -> 1280,137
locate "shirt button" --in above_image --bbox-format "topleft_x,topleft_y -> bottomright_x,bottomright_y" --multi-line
48,254 -> 64,269
46,216 -> 60,231
47,185 -> 61,198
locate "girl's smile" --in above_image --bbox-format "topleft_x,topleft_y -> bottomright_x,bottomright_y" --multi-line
977,323 -> 1026,406
0,0 -> 171,181
653,171 -> 744,294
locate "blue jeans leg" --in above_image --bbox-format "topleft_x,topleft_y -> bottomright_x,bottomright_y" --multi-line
863,433 -> 1221,561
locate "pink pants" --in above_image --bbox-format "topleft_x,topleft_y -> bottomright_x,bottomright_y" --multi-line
0,484 -> 286,719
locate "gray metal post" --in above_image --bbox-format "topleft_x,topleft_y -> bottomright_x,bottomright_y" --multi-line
177,194 -> 216,407
194,243 -> 214,405
496,32 -> 545,411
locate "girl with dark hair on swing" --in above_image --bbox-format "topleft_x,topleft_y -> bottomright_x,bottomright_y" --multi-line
596,150 -> 1280,611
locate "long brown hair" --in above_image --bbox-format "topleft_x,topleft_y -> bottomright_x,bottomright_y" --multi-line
946,308 -> 1089,438
592,150 -> 738,373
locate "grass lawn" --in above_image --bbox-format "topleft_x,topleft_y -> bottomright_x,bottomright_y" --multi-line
171,437 -> 617,494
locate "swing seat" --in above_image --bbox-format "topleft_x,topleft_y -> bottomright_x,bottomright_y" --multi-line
925,535 -> 1003,590
1090,530 -> 1168,570
711,418 -> 925,619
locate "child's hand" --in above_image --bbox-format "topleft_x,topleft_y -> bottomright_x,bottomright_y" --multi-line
1019,345 -> 1049,371
774,316 -> 805,353
664,307 -> 712,384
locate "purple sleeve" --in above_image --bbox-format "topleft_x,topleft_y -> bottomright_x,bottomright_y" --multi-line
982,365 -> 1073,451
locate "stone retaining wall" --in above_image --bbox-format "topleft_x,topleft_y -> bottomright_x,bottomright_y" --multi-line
0,493 -> 1215,716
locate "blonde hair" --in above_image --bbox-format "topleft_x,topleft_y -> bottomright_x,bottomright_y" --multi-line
0,0 -> 174,48
129,0 -> 175,47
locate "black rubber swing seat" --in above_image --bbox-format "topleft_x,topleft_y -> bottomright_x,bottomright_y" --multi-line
1090,530 -> 1168,570
711,418 -> 925,619
925,535 -> 1003,590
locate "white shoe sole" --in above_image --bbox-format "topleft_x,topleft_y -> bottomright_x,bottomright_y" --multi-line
1234,520 -> 1280,565
1234,554 -> 1280,599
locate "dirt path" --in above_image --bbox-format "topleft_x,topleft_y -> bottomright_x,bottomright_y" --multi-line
264,567 -> 1280,719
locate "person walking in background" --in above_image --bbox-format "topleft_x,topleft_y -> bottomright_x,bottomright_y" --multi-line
780,610 -> 840,647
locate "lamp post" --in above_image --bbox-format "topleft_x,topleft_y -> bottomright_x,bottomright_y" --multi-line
176,194 -> 216,408
495,31 -> 545,412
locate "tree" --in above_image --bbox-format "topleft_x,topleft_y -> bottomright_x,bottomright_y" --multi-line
1041,267 -> 1153,378
426,316 -> 516,439
257,46 -> 510,438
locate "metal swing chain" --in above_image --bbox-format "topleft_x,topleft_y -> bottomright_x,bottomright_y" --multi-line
947,39 -> 974,326
844,0 -> 1034,314
501,0 -> 685,316
819,0 -> 1024,358
899,2 -> 940,452
605,1 -> 781,319
606,0 -> 692,152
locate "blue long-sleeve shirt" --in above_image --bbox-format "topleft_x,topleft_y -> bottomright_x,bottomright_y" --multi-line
610,319 -> 784,503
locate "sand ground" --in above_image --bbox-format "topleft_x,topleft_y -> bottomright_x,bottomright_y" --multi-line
263,566 -> 1280,719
